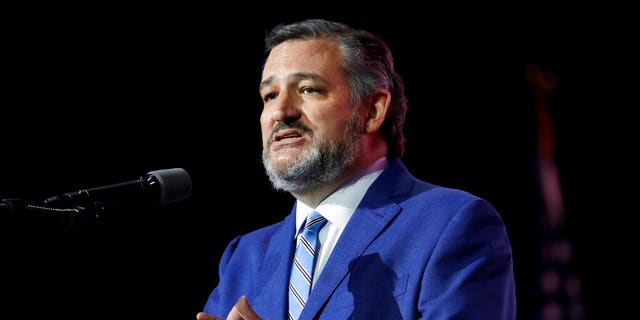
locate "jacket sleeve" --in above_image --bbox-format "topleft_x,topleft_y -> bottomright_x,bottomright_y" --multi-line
202,235 -> 242,317
419,198 -> 517,319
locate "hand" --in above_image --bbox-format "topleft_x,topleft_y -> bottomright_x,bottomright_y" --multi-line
196,312 -> 222,320
226,295 -> 262,320
195,296 -> 261,320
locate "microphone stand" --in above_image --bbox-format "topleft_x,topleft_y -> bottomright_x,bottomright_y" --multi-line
0,198 -> 104,226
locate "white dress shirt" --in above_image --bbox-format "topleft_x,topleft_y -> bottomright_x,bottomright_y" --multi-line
294,156 -> 387,288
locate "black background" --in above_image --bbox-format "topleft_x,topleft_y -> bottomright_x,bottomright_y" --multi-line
1,4 -> 635,319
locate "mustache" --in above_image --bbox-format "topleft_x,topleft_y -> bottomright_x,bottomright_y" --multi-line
269,120 -> 313,142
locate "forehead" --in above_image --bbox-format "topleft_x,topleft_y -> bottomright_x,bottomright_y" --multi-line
262,39 -> 343,82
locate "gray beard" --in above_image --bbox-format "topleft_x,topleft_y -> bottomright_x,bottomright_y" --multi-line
262,115 -> 361,194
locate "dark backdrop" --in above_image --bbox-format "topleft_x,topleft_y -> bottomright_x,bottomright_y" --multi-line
1,4 -> 634,319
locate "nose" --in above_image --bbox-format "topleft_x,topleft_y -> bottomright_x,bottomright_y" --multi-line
270,91 -> 301,123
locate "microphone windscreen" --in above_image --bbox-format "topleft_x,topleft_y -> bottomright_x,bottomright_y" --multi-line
148,168 -> 192,205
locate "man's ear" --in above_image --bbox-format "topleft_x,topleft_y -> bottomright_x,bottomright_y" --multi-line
365,89 -> 391,133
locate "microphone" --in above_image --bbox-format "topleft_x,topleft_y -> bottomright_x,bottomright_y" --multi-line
42,168 -> 192,207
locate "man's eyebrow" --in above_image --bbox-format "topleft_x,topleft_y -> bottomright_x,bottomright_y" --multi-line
260,72 -> 326,91
290,72 -> 325,83
259,76 -> 274,91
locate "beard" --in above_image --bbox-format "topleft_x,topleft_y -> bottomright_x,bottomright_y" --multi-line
262,110 -> 362,194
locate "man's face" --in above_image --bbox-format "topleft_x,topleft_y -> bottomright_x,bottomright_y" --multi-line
259,39 -> 362,192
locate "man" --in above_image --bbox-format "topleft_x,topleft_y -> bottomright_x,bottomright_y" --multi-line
197,18 -> 516,320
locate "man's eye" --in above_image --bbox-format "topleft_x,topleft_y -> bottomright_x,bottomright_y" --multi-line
263,92 -> 277,102
300,87 -> 319,94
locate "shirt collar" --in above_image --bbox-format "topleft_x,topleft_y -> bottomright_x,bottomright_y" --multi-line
295,156 -> 388,232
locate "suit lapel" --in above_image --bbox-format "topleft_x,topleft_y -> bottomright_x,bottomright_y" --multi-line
252,212 -> 297,320
300,160 -> 413,319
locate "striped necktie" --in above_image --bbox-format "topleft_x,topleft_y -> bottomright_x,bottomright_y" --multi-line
288,211 -> 327,320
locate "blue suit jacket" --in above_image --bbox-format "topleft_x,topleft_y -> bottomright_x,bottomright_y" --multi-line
203,159 -> 516,319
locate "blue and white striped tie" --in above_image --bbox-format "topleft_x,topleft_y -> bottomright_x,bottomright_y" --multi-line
288,211 -> 327,320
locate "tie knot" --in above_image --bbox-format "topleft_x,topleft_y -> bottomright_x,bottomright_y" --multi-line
304,211 -> 327,232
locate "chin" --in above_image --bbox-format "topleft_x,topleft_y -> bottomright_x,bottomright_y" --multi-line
270,158 -> 296,172
271,149 -> 302,164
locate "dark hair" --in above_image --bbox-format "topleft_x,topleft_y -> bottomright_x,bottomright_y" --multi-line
264,19 -> 408,160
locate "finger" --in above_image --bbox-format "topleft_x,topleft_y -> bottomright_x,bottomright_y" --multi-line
236,296 -> 261,319
196,311 -> 223,320
225,305 -> 242,320
226,296 -> 261,320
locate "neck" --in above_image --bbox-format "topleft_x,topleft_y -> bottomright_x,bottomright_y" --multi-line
292,142 -> 387,208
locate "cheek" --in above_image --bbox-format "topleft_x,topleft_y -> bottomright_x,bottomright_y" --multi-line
314,111 -> 351,138
260,112 -> 273,143
259,113 -> 267,129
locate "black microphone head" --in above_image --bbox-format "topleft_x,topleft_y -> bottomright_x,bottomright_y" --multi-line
147,168 -> 192,205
